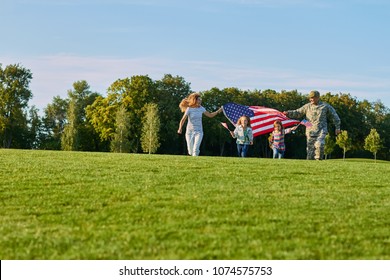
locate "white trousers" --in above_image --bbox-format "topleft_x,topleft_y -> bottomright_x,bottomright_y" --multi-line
185,130 -> 203,156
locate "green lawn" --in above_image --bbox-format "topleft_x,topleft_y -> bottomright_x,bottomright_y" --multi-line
0,149 -> 389,259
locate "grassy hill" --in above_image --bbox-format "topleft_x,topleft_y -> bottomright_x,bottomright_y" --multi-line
0,149 -> 389,259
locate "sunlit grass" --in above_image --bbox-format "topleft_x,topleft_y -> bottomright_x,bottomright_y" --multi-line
0,149 -> 389,259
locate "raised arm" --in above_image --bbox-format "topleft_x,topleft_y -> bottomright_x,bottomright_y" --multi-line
204,107 -> 222,118
283,104 -> 307,119
285,125 -> 298,134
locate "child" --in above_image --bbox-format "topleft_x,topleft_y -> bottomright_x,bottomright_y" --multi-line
230,115 -> 253,157
269,120 -> 296,159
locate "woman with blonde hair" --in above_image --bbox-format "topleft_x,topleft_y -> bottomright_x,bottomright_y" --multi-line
177,93 -> 222,156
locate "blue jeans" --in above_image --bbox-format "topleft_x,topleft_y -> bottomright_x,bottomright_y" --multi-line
237,144 -> 249,157
273,148 -> 284,159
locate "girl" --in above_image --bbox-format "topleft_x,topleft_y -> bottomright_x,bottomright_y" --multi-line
177,93 -> 222,156
270,120 -> 296,159
230,115 -> 253,157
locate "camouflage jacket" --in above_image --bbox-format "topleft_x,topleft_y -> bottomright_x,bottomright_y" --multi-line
286,101 -> 341,136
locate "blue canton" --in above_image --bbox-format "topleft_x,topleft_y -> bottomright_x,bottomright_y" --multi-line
223,103 -> 255,124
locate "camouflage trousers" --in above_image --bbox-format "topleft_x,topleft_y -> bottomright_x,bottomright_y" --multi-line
306,132 -> 326,160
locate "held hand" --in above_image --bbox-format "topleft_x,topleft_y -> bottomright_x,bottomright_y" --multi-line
335,129 -> 341,135
230,131 -> 235,137
291,126 -> 298,131
282,111 -> 288,116
250,141 -> 253,145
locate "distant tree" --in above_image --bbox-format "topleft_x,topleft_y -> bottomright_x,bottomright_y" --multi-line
336,130 -> 352,160
61,80 -> 101,151
141,103 -> 160,154
370,101 -> 390,160
202,87 -> 236,156
41,96 -> 68,149
122,75 -> 156,152
110,105 -> 131,153
364,128 -> 382,162
0,63 -> 32,148
322,93 -> 365,152
27,106 -> 41,149
324,134 -> 336,159
155,74 -> 190,154
86,94 -> 119,142
61,99 -> 77,151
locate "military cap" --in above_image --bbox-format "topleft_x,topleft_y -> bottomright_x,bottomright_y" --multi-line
309,90 -> 320,98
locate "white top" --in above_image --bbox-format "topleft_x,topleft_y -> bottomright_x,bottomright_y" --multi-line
185,106 -> 206,132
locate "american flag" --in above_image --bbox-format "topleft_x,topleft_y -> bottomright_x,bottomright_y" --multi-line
220,122 -> 231,132
300,119 -> 313,127
222,102 -> 300,137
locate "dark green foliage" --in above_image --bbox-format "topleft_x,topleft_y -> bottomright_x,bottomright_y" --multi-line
0,63 -> 33,148
155,74 -> 191,154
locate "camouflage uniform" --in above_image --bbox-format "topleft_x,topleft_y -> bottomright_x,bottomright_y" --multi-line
286,101 -> 340,160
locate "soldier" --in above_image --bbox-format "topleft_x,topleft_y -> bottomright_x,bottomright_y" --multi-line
283,90 -> 341,160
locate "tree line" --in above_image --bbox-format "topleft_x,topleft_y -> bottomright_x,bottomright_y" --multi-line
1,63 -> 389,160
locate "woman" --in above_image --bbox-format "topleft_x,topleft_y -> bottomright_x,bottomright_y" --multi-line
177,93 -> 222,156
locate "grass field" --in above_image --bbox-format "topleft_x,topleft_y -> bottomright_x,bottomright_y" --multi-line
0,149 -> 389,260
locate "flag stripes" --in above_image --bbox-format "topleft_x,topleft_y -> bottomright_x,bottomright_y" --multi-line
300,119 -> 313,127
222,102 -> 300,137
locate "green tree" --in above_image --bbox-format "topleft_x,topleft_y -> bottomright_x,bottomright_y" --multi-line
322,93 -> 365,155
202,87 -> 235,156
86,94 -> 119,142
110,105 -> 131,153
369,101 -> 390,160
61,99 -> 77,151
364,128 -> 382,161
155,74 -> 190,154
61,80 -> 101,151
122,75 -> 156,152
87,76 -> 156,153
141,103 -> 160,154
0,63 -> 32,148
324,134 -> 336,159
336,130 -> 352,160
41,96 -> 68,150
27,106 -> 42,149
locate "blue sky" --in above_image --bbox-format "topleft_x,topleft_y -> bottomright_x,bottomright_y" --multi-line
1,0 -> 389,111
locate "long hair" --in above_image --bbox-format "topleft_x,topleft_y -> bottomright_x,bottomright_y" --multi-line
236,115 -> 251,128
273,120 -> 284,134
179,93 -> 201,112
